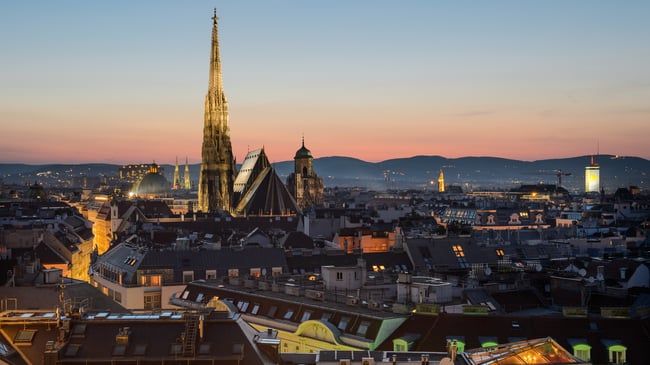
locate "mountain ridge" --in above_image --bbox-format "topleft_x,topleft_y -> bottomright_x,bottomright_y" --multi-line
1,155 -> 648,193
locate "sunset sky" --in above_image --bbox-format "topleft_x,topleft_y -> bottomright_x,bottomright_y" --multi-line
2,1 -> 649,164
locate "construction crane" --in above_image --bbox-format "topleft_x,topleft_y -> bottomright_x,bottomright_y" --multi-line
524,169 -> 572,187
555,169 -> 572,187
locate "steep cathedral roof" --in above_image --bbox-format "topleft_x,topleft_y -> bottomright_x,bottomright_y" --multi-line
234,166 -> 299,216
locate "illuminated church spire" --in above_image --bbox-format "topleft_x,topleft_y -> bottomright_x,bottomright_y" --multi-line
198,8 -> 236,212
172,156 -> 180,190
183,157 -> 191,190
438,169 -> 445,193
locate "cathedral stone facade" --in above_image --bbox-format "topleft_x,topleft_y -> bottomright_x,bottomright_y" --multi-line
197,10 -> 237,213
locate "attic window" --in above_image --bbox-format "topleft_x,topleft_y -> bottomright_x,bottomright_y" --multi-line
133,344 -> 147,356
232,343 -> 244,355
14,329 -> 37,345
338,316 -> 350,331
170,343 -> 182,355
199,343 -> 211,355
496,249 -> 505,258
72,324 -> 87,337
112,344 -> 127,356
250,303 -> 260,315
283,309 -> 294,320
64,344 -> 81,357
356,320 -> 371,337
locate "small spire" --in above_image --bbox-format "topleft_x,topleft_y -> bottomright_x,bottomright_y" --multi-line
212,8 -> 218,25
301,134 -> 305,147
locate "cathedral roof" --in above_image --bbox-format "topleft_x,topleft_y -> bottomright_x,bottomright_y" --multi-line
234,166 -> 299,216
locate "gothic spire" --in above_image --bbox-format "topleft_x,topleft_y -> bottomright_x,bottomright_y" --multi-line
209,8 -> 223,97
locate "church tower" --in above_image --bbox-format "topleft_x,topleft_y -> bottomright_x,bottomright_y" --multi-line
183,157 -> 191,190
287,137 -> 324,210
198,9 -> 237,213
437,169 -> 445,193
172,156 -> 181,190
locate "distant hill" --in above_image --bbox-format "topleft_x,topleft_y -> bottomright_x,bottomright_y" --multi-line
1,155 -> 648,193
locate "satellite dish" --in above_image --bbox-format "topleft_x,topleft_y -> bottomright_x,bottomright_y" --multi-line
484,267 -> 492,276
262,268 -> 267,276
535,263 -> 543,272
578,268 -> 587,277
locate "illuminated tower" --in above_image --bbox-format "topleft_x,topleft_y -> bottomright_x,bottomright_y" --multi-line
183,157 -> 191,190
438,169 -> 445,193
585,155 -> 600,193
198,9 -> 236,213
172,157 -> 181,190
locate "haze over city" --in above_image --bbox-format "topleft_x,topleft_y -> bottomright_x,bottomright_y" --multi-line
2,1 -> 649,165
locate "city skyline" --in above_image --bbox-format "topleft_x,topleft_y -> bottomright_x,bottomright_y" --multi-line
2,1 -> 649,165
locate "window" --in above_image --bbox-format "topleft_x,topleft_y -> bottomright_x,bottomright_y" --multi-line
356,320 -> 370,337
250,268 -> 261,278
338,316 -> 350,330
452,245 -> 468,269
321,313 -> 331,322
228,269 -> 239,277
272,267 -> 283,277
301,310 -> 312,322
573,344 -> 591,361
283,309 -> 294,320
114,291 -> 122,303
608,345 -> 627,364
495,249 -> 505,258
267,305 -> 277,318
144,292 -> 161,309
182,271 -> 194,283
206,270 -> 217,280
336,272 -> 343,281
141,274 -> 161,287
250,303 -> 260,315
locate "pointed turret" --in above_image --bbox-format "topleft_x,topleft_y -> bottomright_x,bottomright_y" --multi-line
173,156 -> 181,190
184,157 -> 191,190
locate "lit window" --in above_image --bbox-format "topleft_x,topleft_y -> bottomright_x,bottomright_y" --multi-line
452,245 -> 468,269
496,249 -> 505,258
228,269 -> 239,277
141,275 -> 161,287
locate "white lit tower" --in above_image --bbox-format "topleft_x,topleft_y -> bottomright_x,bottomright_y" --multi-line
584,155 -> 600,193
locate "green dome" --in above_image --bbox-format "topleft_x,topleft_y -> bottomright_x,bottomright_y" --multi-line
134,172 -> 171,195
294,139 -> 312,159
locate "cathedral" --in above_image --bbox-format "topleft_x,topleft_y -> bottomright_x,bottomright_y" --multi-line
197,9 -> 309,216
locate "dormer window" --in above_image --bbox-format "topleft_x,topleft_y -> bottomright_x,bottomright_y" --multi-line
509,213 -> 521,224
487,215 -> 496,225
